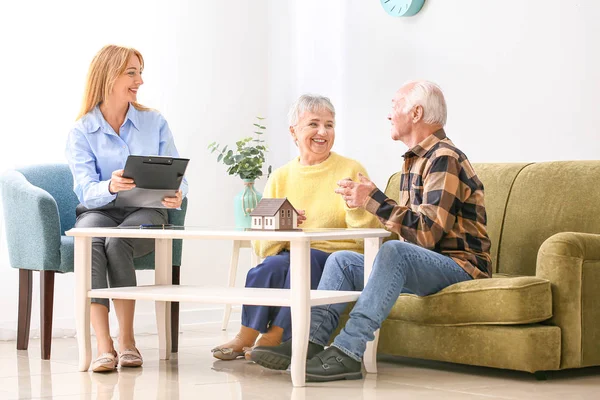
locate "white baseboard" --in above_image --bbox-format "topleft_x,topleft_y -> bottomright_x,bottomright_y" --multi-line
0,306 -> 242,341
136,305 -> 242,334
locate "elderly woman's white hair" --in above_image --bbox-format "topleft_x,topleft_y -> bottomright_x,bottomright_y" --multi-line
288,94 -> 336,126
402,81 -> 447,126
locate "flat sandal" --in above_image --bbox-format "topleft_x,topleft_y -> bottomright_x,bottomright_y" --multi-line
211,346 -> 245,361
119,347 -> 143,368
91,351 -> 118,372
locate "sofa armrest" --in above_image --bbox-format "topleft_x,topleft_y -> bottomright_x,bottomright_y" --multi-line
536,232 -> 600,369
0,170 -> 62,271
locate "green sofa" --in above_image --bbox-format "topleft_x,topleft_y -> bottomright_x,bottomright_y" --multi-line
351,161 -> 600,375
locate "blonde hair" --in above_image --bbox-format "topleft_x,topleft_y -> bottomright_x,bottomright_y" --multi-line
77,45 -> 150,119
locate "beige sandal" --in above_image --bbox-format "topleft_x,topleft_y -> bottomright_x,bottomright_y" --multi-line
243,346 -> 255,361
211,346 -> 245,360
91,351 -> 118,372
119,347 -> 143,368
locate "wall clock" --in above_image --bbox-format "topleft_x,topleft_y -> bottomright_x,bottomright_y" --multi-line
380,0 -> 425,17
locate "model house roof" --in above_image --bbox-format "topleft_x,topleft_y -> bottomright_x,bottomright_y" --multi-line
250,198 -> 298,217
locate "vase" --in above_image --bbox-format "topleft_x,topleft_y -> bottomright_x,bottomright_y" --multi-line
234,179 -> 262,229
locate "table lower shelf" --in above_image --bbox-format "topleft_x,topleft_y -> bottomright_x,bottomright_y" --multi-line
88,285 -> 361,306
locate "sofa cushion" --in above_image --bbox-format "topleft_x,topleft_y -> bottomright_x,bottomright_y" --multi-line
388,276 -> 552,326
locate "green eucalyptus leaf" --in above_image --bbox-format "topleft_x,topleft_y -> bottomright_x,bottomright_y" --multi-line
207,117 -> 270,181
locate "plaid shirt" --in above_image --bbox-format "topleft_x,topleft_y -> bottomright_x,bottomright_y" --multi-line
364,129 -> 492,279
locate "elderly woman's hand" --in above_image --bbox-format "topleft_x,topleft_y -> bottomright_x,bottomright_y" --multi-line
297,210 -> 307,225
162,190 -> 183,209
109,169 -> 135,193
335,173 -> 377,208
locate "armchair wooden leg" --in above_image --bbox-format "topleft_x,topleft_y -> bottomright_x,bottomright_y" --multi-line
17,269 -> 33,351
40,271 -> 55,360
171,265 -> 180,353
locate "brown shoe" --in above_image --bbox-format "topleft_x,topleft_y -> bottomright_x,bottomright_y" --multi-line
91,351 -> 118,373
119,347 -> 143,368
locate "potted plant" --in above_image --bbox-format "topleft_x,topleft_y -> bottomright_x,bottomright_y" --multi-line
208,117 -> 271,228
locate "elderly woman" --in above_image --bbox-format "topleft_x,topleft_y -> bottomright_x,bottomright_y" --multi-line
212,94 -> 381,360
66,45 -> 187,372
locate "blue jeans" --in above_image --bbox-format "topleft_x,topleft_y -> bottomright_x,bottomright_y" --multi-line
242,249 -> 330,342
309,240 -> 472,361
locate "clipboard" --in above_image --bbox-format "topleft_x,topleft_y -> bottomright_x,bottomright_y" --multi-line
114,155 -> 189,208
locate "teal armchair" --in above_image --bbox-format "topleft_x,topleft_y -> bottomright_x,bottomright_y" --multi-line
0,164 -> 187,359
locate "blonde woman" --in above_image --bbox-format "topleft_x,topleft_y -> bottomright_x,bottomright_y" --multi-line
66,45 -> 188,372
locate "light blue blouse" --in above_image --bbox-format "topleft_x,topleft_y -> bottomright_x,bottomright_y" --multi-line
66,104 -> 188,209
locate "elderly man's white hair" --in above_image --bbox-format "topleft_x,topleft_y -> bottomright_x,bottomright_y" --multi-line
402,80 -> 447,126
288,94 -> 336,126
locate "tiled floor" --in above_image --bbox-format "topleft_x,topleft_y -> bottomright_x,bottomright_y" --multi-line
1,322 -> 599,399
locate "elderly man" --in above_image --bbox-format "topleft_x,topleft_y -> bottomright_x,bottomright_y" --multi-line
251,80 -> 492,382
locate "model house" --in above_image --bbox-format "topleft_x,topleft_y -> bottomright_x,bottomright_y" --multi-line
250,198 -> 299,230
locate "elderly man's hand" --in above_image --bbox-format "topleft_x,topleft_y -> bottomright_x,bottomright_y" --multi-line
297,210 -> 307,226
334,173 -> 377,208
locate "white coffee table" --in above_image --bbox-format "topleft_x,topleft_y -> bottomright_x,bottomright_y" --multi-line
66,227 -> 390,387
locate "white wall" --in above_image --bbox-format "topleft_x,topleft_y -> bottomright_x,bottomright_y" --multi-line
266,0 -> 350,168
0,0 -> 270,339
283,0 -> 600,188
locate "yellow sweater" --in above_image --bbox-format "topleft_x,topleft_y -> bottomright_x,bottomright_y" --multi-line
253,152 -> 382,258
